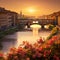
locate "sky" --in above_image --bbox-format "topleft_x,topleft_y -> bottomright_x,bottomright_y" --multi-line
0,0 -> 60,16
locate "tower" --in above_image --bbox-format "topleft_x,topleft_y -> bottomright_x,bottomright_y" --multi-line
20,11 -> 23,18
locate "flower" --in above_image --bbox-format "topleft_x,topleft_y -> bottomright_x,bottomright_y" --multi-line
45,45 -> 51,48
0,52 -> 5,60
53,55 -> 60,60
10,47 -> 16,52
0,34 -> 59,60
37,37 -> 44,43
32,54 -> 36,58
48,39 -> 54,45
38,46 -> 43,52
26,57 -> 30,60
44,50 -> 51,57
0,52 -> 4,57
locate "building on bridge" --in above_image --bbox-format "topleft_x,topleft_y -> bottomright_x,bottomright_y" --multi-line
18,18 -> 57,30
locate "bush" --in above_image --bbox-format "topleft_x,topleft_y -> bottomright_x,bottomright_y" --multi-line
47,26 -> 59,40
49,24 -> 55,30
0,27 -> 18,39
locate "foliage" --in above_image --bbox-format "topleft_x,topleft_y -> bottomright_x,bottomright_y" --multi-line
48,24 -> 55,30
0,27 -> 18,39
47,26 -> 59,40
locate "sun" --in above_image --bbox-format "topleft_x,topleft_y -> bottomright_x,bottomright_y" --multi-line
27,8 -> 35,13
28,9 -> 35,13
24,7 -> 37,16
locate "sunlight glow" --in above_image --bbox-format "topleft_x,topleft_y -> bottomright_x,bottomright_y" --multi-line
23,7 -> 40,16
28,9 -> 35,13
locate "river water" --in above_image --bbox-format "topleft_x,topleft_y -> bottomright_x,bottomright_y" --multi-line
1,30 -> 51,53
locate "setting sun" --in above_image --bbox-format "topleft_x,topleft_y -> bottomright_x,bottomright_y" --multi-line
28,8 -> 35,13
23,8 -> 39,16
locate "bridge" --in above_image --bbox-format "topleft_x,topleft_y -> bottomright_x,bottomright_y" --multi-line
18,19 -> 58,30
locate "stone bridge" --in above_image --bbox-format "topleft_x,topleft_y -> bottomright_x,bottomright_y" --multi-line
18,19 -> 58,29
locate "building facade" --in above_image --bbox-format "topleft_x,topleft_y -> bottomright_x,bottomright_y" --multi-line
0,7 -> 18,30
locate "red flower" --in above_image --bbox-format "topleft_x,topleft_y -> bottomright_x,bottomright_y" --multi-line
47,39 -> 54,45
45,45 -> 51,48
26,57 -> 30,60
14,56 -> 18,60
37,38 -> 44,43
52,36 -> 58,40
53,55 -> 60,60
32,54 -> 36,58
44,54 -> 46,57
44,50 -> 51,57
10,47 -> 16,52
38,47 -> 43,52
37,53 -> 42,58
0,53 -> 3,57
7,51 -> 14,58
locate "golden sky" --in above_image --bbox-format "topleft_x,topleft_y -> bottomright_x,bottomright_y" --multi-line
0,0 -> 60,16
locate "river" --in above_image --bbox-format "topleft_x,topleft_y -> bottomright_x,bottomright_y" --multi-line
1,30 -> 51,53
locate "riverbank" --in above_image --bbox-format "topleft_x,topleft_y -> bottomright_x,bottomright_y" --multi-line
0,26 -> 19,49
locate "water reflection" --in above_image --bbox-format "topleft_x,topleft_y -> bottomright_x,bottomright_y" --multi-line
2,31 -> 51,53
